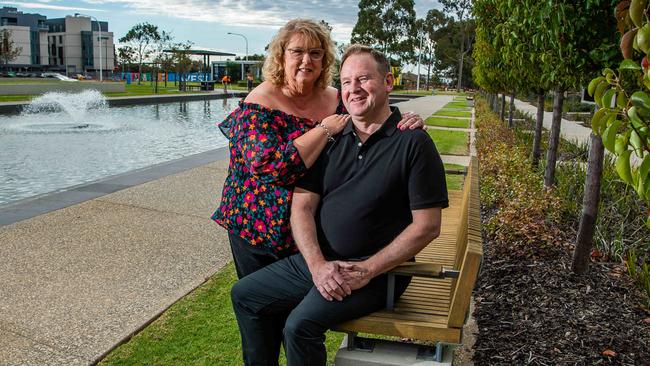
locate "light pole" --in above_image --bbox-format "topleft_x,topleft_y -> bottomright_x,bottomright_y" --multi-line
416,33 -> 423,91
75,13 -> 102,81
227,32 -> 248,80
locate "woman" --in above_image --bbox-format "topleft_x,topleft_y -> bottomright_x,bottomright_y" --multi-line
212,19 -> 422,279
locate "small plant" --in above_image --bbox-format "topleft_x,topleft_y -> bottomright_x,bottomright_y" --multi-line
627,248 -> 650,305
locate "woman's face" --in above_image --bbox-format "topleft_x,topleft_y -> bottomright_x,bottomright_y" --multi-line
283,33 -> 323,89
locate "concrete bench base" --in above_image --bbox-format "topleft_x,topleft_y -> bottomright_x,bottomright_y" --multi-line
335,336 -> 453,366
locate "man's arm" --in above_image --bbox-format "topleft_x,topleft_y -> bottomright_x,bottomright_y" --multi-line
340,207 -> 441,290
291,187 -> 352,301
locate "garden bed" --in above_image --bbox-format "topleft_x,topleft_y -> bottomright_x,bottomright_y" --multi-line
472,96 -> 650,365
473,213 -> 650,365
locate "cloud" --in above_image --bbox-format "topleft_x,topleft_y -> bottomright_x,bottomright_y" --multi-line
79,0 -> 361,42
0,1 -> 104,11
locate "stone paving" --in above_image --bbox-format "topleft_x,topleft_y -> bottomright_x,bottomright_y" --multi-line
0,94 -> 476,365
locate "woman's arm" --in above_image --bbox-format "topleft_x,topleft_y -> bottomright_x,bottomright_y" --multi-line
293,114 -> 349,168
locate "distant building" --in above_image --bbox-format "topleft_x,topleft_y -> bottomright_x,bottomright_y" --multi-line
0,7 -> 48,67
211,60 -> 262,81
0,7 -> 115,76
46,15 -> 115,76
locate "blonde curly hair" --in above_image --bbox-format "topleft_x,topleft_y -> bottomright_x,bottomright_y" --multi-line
262,19 -> 335,90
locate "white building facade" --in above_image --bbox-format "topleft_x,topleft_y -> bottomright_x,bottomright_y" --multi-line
0,7 -> 115,75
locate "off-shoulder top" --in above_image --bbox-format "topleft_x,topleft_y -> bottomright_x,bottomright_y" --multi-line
212,99 -> 346,257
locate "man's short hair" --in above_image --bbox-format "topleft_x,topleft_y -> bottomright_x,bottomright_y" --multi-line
340,44 -> 391,75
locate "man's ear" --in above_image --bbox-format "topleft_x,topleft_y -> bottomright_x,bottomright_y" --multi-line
385,73 -> 394,92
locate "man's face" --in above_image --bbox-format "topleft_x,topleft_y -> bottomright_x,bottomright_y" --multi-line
340,53 -> 393,118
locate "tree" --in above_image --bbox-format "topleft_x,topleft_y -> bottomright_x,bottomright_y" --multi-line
0,29 -> 22,68
351,0 -> 417,65
433,15 -> 475,89
578,0 -> 650,272
525,1 -> 619,189
170,41 -> 193,90
119,22 -> 162,84
235,54 -> 265,61
152,31 -> 173,88
472,0 -> 509,111
117,46 -> 136,74
441,0 -> 473,91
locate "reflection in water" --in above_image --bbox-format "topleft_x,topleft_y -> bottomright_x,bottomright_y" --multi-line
0,96 -> 240,205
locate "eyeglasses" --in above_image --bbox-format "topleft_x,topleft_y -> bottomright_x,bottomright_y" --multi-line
285,48 -> 325,60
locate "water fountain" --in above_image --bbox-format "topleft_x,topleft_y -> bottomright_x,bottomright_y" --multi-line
0,91 -> 236,205
5,90 -> 122,134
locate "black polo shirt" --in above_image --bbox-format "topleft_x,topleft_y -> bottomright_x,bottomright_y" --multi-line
296,107 -> 448,260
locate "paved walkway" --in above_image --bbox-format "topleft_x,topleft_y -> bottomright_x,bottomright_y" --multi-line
508,95 -> 592,144
0,95 -> 474,365
504,95 -> 645,166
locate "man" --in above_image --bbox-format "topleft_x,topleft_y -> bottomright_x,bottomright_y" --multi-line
230,44 -> 448,366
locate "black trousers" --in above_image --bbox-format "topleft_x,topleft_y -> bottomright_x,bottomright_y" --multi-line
231,253 -> 410,366
228,233 -> 280,279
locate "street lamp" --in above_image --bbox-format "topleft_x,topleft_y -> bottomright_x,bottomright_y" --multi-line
227,32 -> 248,80
416,33 -> 423,91
75,13 -> 102,82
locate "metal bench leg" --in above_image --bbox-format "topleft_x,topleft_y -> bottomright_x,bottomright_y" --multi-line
346,332 -> 358,351
386,273 -> 395,310
434,342 -> 443,362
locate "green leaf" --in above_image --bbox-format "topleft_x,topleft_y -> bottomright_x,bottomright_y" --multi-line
603,113 -> 617,135
603,67 -> 615,77
603,119 -> 622,153
602,89 -> 616,108
630,0 -> 648,28
631,91 -> 650,111
616,92 -> 628,109
616,150 -> 634,185
594,81 -> 609,107
628,106 -> 643,127
631,130 -> 645,157
619,59 -> 642,70
615,133 -> 630,155
645,170 -> 650,201
591,108 -> 607,134
588,76 -> 605,96
640,154 -> 650,184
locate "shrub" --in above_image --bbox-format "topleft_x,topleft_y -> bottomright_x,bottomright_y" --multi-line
476,98 -> 566,258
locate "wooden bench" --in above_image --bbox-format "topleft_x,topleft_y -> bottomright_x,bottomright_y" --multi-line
180,84 -> 203,92
334,156 -> 482,363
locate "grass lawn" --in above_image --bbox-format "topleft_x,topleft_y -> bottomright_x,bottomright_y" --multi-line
433,109 -> 472,118
425,117 -> 470,128
427,129 -> 469,155
99,262 -> 345,366
393,89 -> 433,96
444,163 -> 466,191
443,101 -> 471,109
434,90 -> 467,96
0,80 -> 249,102
454,96 -> 469,102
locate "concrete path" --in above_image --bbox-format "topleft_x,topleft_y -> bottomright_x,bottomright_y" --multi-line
0,94 -> 473,365
506,95 -> 592,144
0,159 -> 232,365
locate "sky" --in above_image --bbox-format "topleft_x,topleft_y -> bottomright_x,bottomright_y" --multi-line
1,0 -> 444,71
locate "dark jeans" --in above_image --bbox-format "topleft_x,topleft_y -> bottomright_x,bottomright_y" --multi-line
231,253 -> 411,366
228,233 -> 280,279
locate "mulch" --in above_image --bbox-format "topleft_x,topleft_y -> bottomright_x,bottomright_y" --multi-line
472,208 -> 650,365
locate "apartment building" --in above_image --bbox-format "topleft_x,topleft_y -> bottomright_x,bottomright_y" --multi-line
0,7 -> 48,67
0,7 -> 115,75
46,15 -> 115,75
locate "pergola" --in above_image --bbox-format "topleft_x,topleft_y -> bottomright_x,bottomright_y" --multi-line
162,49 -> 236,81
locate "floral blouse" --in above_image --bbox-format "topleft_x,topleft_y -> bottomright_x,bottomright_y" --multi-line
212,100 -> 346,257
